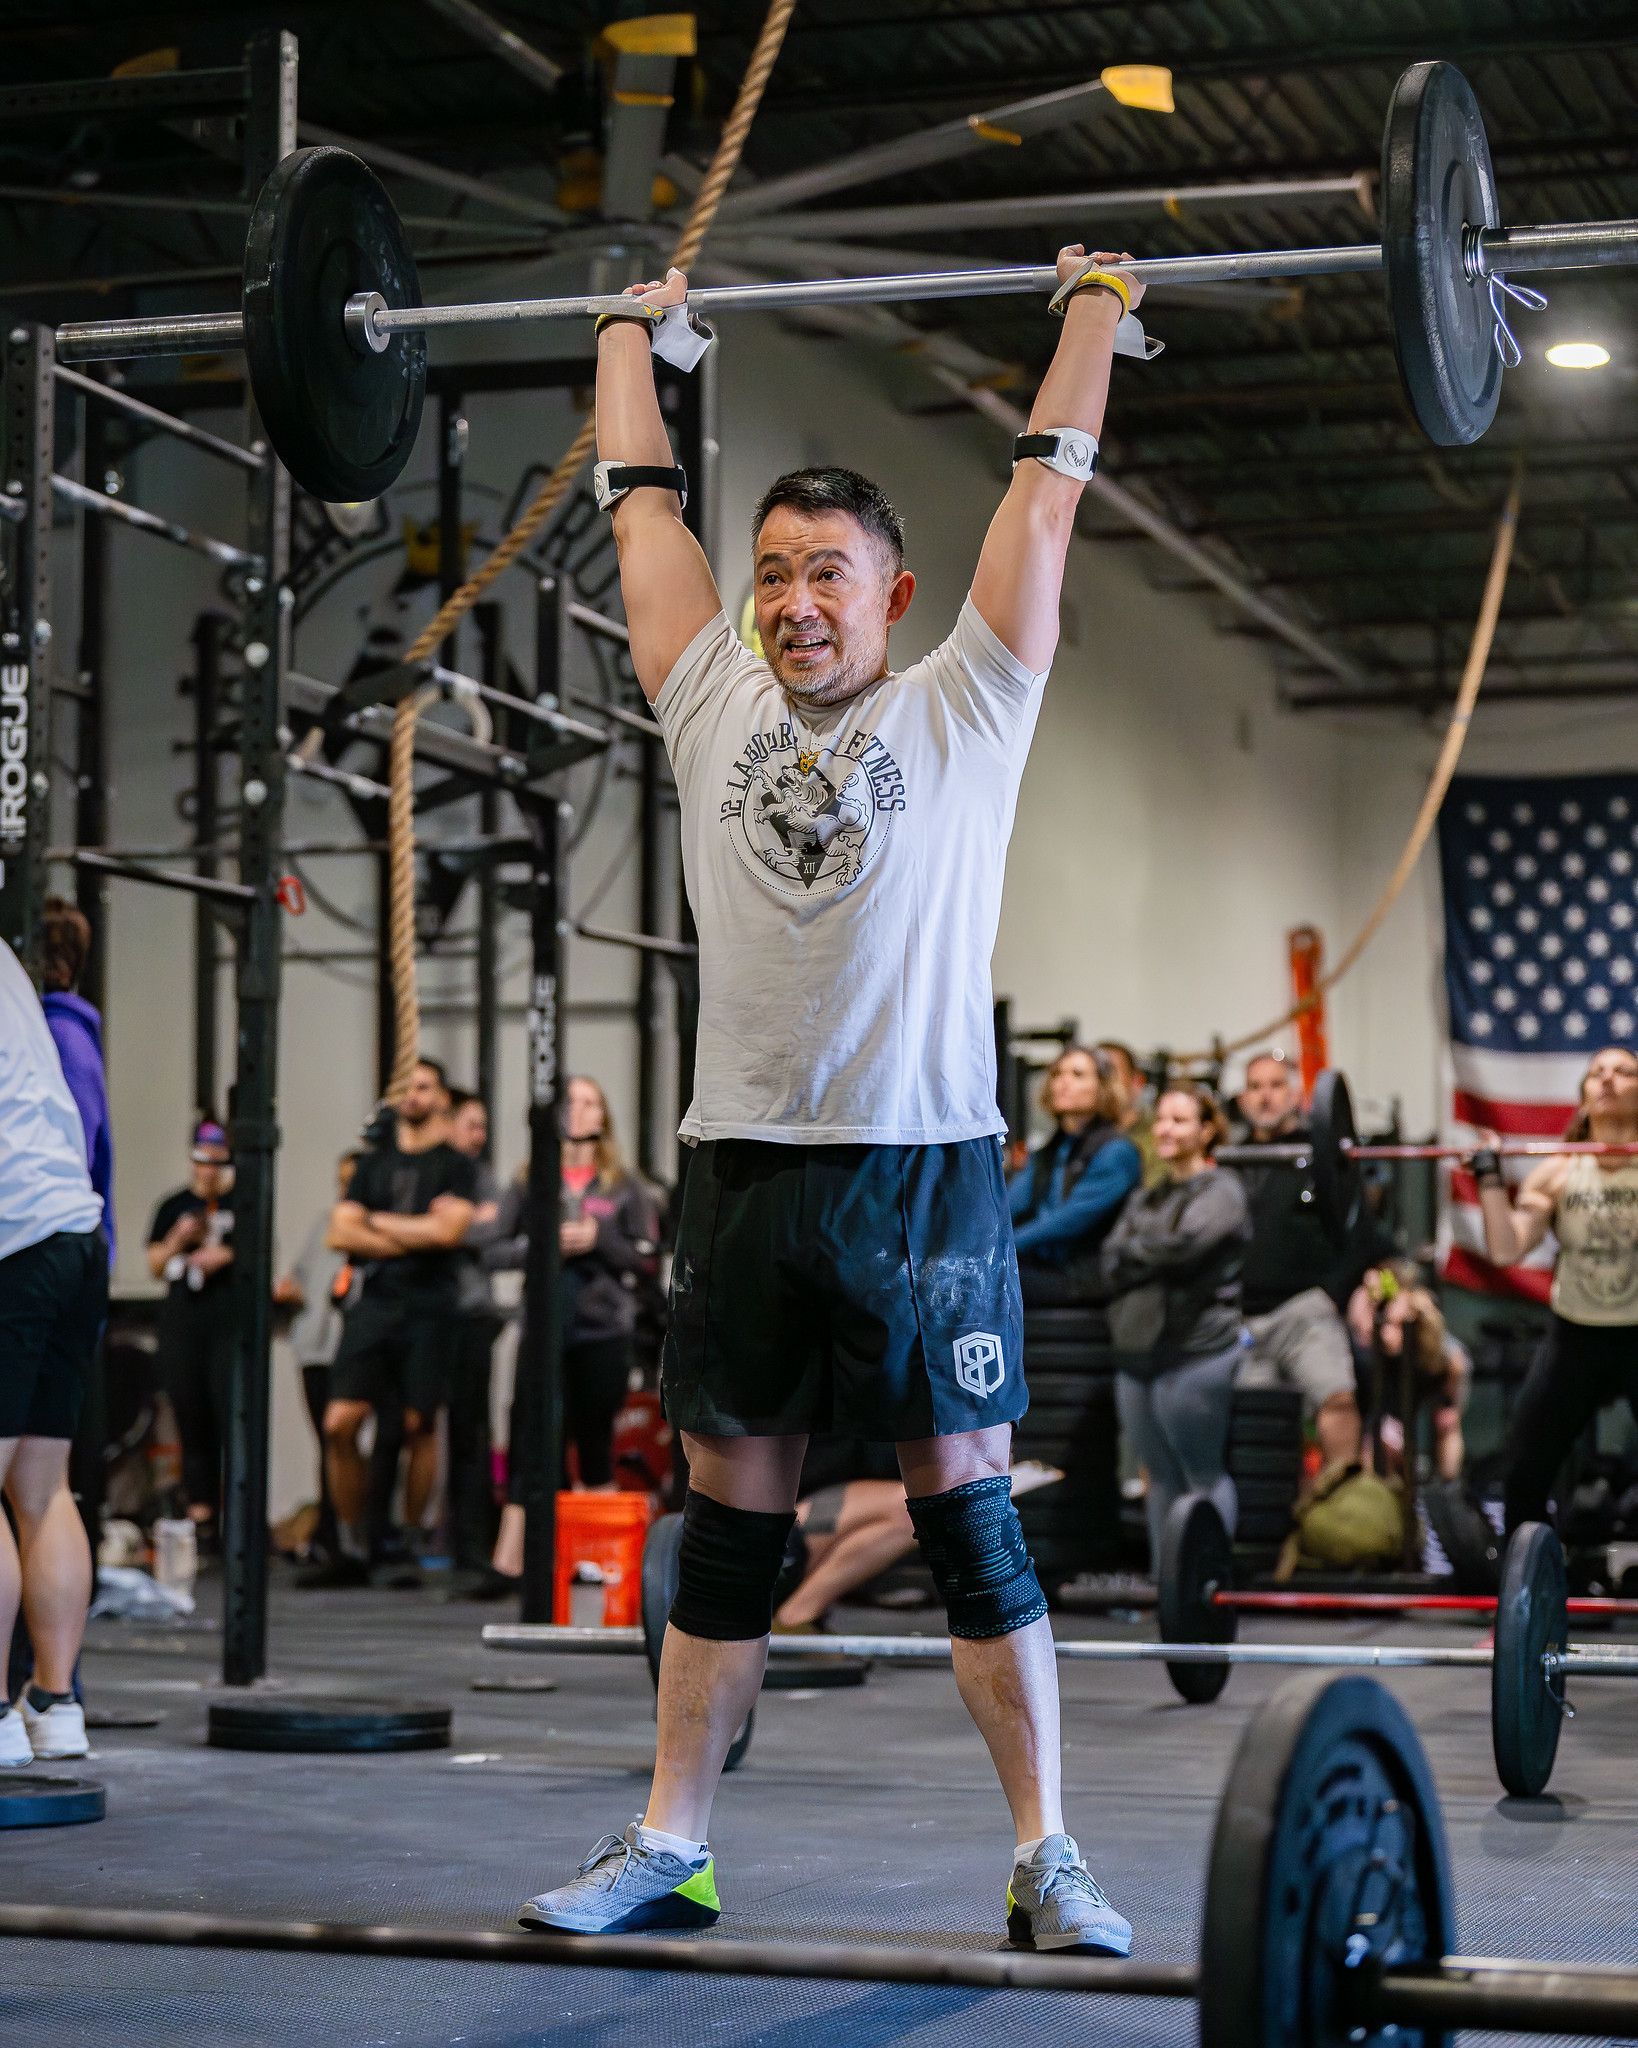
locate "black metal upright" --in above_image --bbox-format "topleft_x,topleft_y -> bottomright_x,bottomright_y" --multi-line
473,603 -> 502,1118
0,323 -> 55,979
518,577 -> 570,1625
220,29 -> 296,1689
74,398 -> 110,1011
191,612 -> 226,1115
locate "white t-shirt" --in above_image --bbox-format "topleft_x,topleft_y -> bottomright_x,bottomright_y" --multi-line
0,938 -> 103,1263
655,597 -> 1048,1144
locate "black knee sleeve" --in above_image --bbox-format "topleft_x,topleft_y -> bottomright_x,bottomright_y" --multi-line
907,1474 -> 1047,1640
669,1488 -> 796,1642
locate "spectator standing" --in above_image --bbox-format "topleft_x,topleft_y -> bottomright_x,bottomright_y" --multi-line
146,1120 -> 237,1542
447,1090 -> 503,1571
475,1076 -> 661,1594
273,1152 -> 359,1561
308,1059 -> 475,1586
1231,1050 -> 1377,1469
40,898 -> 114,1266
1100,1082 -> 1250,1564
1007,1045 -> 1141,1304
0,937 -> 107,1766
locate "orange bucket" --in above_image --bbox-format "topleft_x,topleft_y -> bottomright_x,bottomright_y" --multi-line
552,1491 -> 654,1627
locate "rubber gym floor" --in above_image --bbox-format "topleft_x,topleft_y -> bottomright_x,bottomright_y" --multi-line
3,1574 -> 1633,2047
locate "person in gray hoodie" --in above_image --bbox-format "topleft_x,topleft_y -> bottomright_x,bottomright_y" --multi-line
1099,1081 -> 1251,1565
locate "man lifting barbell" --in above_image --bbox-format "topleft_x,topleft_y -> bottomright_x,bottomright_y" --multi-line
517,245 -> 1142,1955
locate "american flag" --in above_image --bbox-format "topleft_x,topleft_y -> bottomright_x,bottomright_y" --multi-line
1436,771 -> 1638,1301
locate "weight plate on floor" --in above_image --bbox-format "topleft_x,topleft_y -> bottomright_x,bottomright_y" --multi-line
0,1776 -> 106,1830
762,1652 -> 871,1691
724,1710 -> 754,1773
1200,1672 -> 1454,2048
1491,1520 -> 1568,1797
1382,60 -> 1501,446
1157,1492 -> 1236,1704
641,1511 -> 683,1689
206,1696 -> 451,1753
243,146 -> 426,501
84,1706 -> 162,1730
1308,1069 -> 1363,1238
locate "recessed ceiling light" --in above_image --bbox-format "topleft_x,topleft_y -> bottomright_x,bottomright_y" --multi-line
1546,341 -> 1612,370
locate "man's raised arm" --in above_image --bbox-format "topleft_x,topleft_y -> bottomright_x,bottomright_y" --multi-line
596,267 -> 725,702
970,245 -> 1140,673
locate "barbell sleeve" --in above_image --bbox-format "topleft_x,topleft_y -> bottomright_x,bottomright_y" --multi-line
1370,1958 -> 1638,2036
55,308 -> 247,365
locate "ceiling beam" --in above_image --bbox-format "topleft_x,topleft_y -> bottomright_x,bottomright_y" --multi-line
420,0 -> 565,92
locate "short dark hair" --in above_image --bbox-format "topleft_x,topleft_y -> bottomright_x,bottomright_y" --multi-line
41,896 -> 91,994
414,1056 -> 449,1089
752,467 -> 904,573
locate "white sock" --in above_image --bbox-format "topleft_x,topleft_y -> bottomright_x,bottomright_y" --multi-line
638,1823 -> 708,1863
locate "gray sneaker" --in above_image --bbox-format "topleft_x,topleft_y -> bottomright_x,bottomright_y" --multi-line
1006,1834 -> 1132,1956
518,1821 -> 720,1935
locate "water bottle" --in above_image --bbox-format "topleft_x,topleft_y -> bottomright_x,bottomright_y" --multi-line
153,1518 -> 199,1597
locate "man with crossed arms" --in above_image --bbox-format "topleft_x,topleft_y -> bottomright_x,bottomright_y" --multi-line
522,245 -> 1144,1957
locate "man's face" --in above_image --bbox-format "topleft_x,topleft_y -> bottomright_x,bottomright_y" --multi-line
400,1063 -> 448,1128
450,1100 -> 488,1157
190,1146 -> 231,1199
752,505 -> 914,709
1239,1058 -> 1299,1137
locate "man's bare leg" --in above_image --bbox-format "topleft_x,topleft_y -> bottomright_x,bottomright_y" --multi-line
1315,1390 -> 1363,1468
6,1439 -> 91,1693
643,1431 -> 806,1843
775,1481 -> 916,1629
401,1409 -> 438,1530
0,1441 -> 20,1662
322,1400 -> 373,1551
898,1425 -> 1062,1845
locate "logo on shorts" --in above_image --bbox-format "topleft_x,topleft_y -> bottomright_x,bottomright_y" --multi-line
718,716 -> 905,898
953,1331 -> 1004,1398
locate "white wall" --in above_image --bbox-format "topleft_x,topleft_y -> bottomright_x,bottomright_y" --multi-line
80,285 -> 1375,1519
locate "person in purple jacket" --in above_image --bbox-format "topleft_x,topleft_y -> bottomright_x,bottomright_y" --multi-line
40,899 -> 114,1268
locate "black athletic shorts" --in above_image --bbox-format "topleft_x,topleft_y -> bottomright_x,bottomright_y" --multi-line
328,1295 -> 455,1418
0,1228 -> 108,1440
663,1138 -> 1026,1440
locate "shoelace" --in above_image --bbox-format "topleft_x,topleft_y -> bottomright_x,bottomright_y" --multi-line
1038,1856 -> 1111,1912
577,1833 -> 635,1888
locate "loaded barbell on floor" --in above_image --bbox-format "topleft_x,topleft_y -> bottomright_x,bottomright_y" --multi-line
27,62 -> 1638,499
6,1672 -> 1638,2043
487,1503 -> 1627,1797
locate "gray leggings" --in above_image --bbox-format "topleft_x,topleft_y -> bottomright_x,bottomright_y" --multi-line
1116,1341 -> 1241,1567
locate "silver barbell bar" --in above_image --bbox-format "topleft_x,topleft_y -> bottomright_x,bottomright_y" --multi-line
482,1621 -> 1638,1677
51,216 -> 1638,367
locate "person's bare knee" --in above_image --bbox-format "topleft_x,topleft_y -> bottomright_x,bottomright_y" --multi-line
323,1401 -> 370,1453
680,1431 -> 806,1513
4,1438 -> 72,1527
896,1423 -> 1011,1499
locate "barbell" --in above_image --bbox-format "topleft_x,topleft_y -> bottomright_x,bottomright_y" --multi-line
483,1502 -> 1621,1798
1213,1067 -> 1637,1236
6,1672 -> 1638,2044
30,61 -> 1638,500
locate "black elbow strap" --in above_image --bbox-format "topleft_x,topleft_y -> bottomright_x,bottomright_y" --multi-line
669,1488 -> 796,1642
907,1474 -> 1047,1640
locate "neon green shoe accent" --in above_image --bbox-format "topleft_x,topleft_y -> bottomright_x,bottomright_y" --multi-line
675,1861 -> 720,1912
1005,1885 -> 1017,1912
